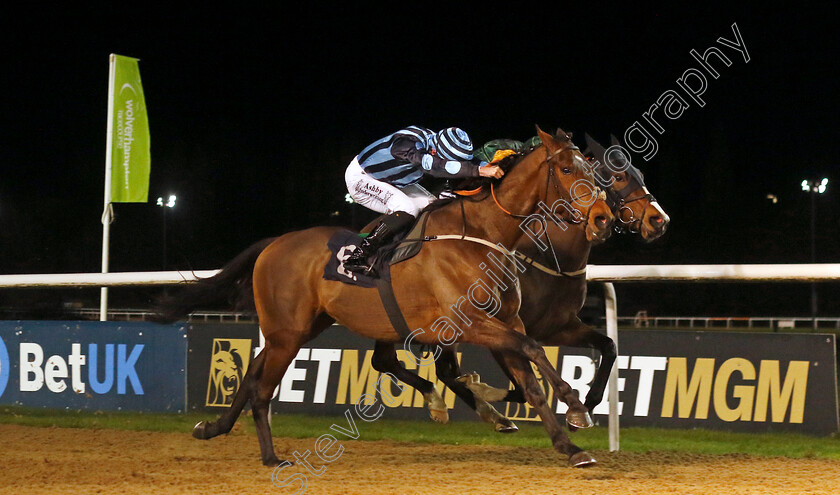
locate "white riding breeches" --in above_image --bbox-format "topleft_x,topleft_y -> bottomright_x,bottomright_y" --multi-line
345,158 -> 436,216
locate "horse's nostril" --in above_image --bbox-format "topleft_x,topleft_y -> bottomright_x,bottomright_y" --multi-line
595,215 -> 609,228
651,216 -> 664,225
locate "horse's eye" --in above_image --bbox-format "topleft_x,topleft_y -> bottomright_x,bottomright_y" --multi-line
615,175 -> 625,182
562,167 -> 573,175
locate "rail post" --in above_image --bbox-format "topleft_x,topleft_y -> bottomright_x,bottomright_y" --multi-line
603,282 -> 619,452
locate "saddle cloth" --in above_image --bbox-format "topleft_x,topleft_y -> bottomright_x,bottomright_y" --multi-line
322,211 -> 430,288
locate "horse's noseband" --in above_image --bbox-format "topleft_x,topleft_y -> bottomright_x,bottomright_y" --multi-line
610,186 -> 657,234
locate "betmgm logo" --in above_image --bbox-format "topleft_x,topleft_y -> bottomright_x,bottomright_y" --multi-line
205,339 -> 252,407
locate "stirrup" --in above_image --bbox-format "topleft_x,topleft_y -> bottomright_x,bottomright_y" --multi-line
343,256 -> 370,273
343,246 -> 375,274
345,262 -> 374,275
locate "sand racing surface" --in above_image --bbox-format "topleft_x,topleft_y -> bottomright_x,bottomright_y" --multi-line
1,424 -> 839,495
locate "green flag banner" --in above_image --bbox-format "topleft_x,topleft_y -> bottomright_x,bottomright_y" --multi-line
109,54 -> 150,203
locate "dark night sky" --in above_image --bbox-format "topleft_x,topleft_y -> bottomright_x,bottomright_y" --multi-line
0,3 -> 838,315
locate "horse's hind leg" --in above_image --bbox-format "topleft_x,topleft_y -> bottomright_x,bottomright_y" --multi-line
193,346 -> 267,440
251,341 -> 299,466
434,349 -> 518,433
192,341 -> 295,466
251,314 -> 336,466
371,341 -> 448,423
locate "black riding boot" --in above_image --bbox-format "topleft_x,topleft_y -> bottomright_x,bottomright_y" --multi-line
344,211 -> 414,274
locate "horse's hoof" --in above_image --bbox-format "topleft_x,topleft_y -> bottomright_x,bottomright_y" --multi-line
428,408 -> 449,424
455,372 -> 480,384
192,421 -> 209,440
567,424 -> 579,433
263,456 -> 290,467
465,381 -> 510,402
495,419 -> 519,434
423,391 -> 449,424
566,410 -> 594,429
569,451 -> 597,468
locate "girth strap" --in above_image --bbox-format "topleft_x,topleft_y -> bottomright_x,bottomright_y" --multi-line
375,277 -> 414,341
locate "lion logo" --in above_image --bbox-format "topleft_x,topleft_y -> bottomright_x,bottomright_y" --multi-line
205,339 -> 252,407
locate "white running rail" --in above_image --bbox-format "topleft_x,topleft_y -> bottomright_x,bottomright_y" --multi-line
2,263 -> 840,453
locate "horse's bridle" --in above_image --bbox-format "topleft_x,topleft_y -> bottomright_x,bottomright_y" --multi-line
490,142 -> 605,275
596,163 -> 657,235
492,143 -> 604,224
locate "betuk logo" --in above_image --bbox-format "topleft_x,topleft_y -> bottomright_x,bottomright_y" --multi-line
19,342 -> 144,395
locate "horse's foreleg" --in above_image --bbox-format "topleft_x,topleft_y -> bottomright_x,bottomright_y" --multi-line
486,351 -> 527,404
434,349 -> 474,410
518,337 -> 593,430
578,330 -> 616,412
540,322 -> 616,413
193,347 -> 267,440
371,341 -> 447,423
500,351 -> 595,467
466,325 -> 592,432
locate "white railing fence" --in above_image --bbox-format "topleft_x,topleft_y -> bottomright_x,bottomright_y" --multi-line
619,315 -> 840,330
0,270 -> 218,288
2,263 -> 840,453
593,263 -> 840,452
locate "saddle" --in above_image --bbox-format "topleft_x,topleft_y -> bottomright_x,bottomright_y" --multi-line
388,210 -> 431,265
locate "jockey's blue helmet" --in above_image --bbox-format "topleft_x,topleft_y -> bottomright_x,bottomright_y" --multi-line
431,127 -> 474,161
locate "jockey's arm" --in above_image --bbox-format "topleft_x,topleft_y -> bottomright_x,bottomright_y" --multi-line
391,137 -> 483,179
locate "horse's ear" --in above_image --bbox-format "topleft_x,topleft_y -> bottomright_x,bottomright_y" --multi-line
536,126 -> 556,149
610,134 -> 621,146
585,133 -> 606,159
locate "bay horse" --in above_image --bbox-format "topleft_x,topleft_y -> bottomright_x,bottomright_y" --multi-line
367,133 -> 670,432
153,126 -> 614,467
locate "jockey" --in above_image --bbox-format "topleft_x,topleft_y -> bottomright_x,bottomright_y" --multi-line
344,125 -> 505,273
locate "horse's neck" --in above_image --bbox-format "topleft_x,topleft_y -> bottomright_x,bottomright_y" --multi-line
469,151 -> 547,246
498,148 -> 593,271
516,224 -> 591,335
515,224 -> 592,272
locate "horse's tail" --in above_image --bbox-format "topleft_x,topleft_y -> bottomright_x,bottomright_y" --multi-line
149,237 -> 278,323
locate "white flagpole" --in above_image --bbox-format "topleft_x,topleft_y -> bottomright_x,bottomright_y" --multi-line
100,54 -> 117,322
